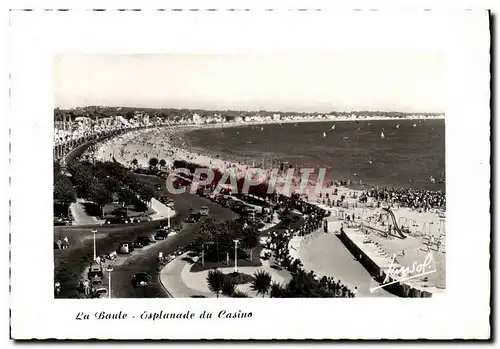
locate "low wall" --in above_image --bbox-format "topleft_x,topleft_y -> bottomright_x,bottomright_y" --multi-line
336,230 -> 434,298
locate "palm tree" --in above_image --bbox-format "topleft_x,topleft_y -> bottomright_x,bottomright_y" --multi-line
251,270 -> 272,297
270,282 -> 286,298
221,277 -> 236,297
206,269 -> 224,298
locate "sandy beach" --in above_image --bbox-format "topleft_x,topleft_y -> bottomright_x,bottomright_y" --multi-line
90,123 -> 446,291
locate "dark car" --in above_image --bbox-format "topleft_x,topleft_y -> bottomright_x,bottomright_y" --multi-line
104,216 -> 132,225
88,263 -> 104,279
158,222 -> 171,231
53,216 -> 72,226
154,230 -> 169,240
134,236 -> 155,248
185,213 -> 201,223
131,272 -> 151,288
131,215 -> 151,223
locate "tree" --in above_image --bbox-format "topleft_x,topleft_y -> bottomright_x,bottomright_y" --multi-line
131,158 -> 138,168
54,174 -> 77,206
242,228 -> 259,262
251,270 -> 272,298
270,282 -> 286,298
159,159 -> 167,168
137,184 -> 155,204
221,277 -> 236,297
102,177 -> 120,194
118,188 -> 137,209
149,157 -> 159,169
206,269 -> 224,298
89,182 -> 112,215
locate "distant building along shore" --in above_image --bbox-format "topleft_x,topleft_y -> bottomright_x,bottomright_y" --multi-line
54,106 -> 444,151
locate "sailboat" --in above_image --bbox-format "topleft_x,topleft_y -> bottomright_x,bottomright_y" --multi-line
412,123 -> 417,127
260,127 -> 264,131
396,124 -> 400,129
331,124 -> 336,130
380,131 -> 385,139
323,132 -> 327,138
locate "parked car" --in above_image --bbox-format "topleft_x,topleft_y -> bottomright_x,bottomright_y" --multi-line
53,216 -> 72,226
185,213 -> 201,223
200,206 -> 209,216
88,263 -> 103,279
90,277 -> 108,297
154,230 -> 169,240
132,272 -> 151,287
158,222 -> 170,231
131,215 -> 151,223
134,236 -> 155,248
104,216 -> 131,225
118,242 -> 135,254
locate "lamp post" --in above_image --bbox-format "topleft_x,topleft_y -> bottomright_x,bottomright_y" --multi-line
201,243 -> 205,267
106,265 -> 114,299
91,229 -> 97,261
233,239 -> 239,273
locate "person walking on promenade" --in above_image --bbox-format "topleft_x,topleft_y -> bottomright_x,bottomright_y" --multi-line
63,236 -> 69,249
54,282 -> 61,297
83,279 -> 90,296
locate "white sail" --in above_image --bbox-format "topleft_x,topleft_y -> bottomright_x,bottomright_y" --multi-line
323,132 -> 326,137
331,124 -> 336,130
260,127 -> 264,131
380,131 -> 385,139
412,123 -> 417,127
396,124 -> 400,129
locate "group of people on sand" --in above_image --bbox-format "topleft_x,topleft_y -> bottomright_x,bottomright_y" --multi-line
363,187 -> 445,211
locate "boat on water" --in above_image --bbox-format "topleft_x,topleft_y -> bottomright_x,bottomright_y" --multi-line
396,124 -> 400,129
331,124 -> 336,130
260,127 -> 264,131
380,131 -> 385,139
343,136 -> 349,140
412,124 -> 417,127
323,132 -> 326,138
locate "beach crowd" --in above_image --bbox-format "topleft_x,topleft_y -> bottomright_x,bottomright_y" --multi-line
361,187 -> 445,211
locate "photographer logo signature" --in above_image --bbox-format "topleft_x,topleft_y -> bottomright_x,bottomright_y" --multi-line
370,252 -> 437,293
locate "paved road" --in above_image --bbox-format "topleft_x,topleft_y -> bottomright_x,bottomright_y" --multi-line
54,175 -> 237,298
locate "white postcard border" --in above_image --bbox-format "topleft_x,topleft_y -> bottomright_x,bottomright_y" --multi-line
8,9 -> 490,339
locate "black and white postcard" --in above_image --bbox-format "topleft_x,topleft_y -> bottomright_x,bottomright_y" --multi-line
8,7 -> 491,340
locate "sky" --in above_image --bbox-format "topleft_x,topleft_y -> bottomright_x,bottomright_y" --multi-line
53,53 -> 445,113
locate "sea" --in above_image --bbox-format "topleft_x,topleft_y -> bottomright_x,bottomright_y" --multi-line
180,119 -> 445,192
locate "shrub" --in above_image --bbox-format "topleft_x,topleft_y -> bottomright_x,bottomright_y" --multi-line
224,272 -> 255,285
